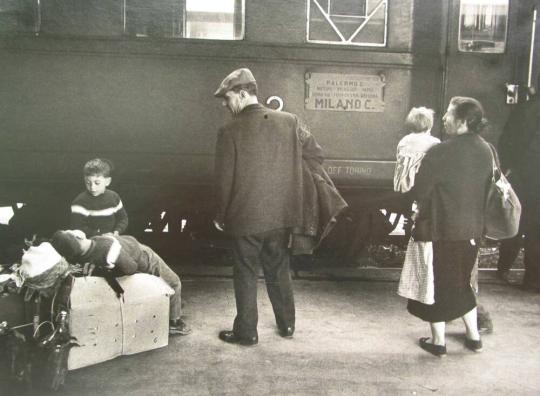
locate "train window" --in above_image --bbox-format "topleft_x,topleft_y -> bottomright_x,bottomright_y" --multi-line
0,0 -> 37,34
184,0 -> 244,40
39,0 -> 123,37
458,0 -> 508,53
127,0 -> 244,40
307,0 -> 387,47
126,0 -> 183,38
1,0 -> 244,40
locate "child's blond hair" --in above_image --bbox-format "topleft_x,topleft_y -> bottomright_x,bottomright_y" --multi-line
404,107 -> 435,133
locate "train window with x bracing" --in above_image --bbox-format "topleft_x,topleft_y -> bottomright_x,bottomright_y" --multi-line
306,0 -> 388,47
458,0 -> 508,54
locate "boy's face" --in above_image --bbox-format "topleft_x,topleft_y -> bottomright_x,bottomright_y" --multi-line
84,175 -> 111,196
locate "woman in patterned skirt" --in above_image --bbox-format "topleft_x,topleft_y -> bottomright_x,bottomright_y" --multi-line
407,97 -> 492,356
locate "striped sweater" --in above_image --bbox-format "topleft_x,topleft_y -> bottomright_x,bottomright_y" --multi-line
70,190 -> 128,237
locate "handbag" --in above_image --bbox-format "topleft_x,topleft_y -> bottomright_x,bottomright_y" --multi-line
484,143 -> 522,240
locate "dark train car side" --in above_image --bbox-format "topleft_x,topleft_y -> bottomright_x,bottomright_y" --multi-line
0,0 -> 537,259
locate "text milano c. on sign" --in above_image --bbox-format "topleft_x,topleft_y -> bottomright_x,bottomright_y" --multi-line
305,72 -> 385,112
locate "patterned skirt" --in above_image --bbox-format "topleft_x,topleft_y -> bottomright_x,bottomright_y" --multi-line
407,240 -> 478,323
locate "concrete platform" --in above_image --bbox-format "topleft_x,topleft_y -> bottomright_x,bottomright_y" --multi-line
1,274 -> 539,395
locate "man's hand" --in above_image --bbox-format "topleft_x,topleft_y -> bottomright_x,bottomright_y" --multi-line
213,219 -> 224,232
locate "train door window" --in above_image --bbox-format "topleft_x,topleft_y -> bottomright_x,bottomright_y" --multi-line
184,0 -> 244,40
458,0 -> 508,53
0,0 -> 37,34
307,0 -> 387,46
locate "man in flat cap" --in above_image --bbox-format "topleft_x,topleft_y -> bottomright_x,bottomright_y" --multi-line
213,67 -> 324,345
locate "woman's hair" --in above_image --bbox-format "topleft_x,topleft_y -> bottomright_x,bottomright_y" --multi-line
83,158 -> 114,177
404,107 -> 435,133
449,96 -> 488,134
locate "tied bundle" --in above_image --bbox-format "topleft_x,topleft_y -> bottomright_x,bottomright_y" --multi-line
15,242 -> 72,299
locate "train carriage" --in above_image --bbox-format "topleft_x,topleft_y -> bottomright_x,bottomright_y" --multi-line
0,0 -> 538,261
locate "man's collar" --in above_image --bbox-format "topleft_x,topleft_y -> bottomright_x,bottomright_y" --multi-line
238,103 -> 265,114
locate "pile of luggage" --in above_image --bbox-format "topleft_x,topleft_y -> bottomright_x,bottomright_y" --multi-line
1,241 -> 173,392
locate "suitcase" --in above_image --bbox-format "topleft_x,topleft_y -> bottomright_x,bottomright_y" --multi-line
67,273 -> 173,370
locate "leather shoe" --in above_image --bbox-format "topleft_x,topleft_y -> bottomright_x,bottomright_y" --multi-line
419,337 -> 446,357
278,326 -> 294,338
218,330 -> 258,346
464,338 -> 483,352
169,318 -> 192,336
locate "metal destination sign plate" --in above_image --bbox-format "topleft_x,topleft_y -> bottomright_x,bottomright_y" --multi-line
305,72 -> 385,112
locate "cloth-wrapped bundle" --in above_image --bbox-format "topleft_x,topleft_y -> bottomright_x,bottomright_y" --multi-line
15,242 -> 71,292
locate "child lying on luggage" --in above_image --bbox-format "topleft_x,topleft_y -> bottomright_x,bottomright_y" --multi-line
50,230 -> 191,336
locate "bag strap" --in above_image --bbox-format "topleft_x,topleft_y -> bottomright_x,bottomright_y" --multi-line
104,273 -> 124,298
484,142 -> 503,181
54,274 -> 74,313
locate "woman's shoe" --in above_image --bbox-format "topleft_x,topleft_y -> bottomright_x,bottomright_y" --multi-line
419,337 -> 447,357
464,338 -> 483,352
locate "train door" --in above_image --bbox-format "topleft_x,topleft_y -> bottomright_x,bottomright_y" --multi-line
440,0 -> 537,142
517,1 -> 540,100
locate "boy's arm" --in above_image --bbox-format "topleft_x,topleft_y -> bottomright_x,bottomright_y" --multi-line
113,250 -> 138,275
101,237 -> 138,275
70,204 -> 95,237
114,201 -> 129,234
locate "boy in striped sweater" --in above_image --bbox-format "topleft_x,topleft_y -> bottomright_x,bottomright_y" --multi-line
71,158 -> 128,237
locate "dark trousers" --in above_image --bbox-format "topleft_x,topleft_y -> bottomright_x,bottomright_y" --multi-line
499,217 -> 540,286
232,228 -> 295,338
497,234 -> 523,273
523,226 -> 540,287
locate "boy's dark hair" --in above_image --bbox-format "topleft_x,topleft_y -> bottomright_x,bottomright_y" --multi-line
50,231 -> 83,262
83,158 -> 114,177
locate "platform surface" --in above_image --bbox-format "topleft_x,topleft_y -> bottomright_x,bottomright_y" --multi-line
1,273 -> 539,395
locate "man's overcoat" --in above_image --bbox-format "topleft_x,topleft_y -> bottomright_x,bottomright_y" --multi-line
214,103 -> 323,237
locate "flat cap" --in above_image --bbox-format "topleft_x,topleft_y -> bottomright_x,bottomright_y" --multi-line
214,68 -> 256,97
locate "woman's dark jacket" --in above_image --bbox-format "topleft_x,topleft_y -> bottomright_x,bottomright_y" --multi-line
412,133 -> 492,241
